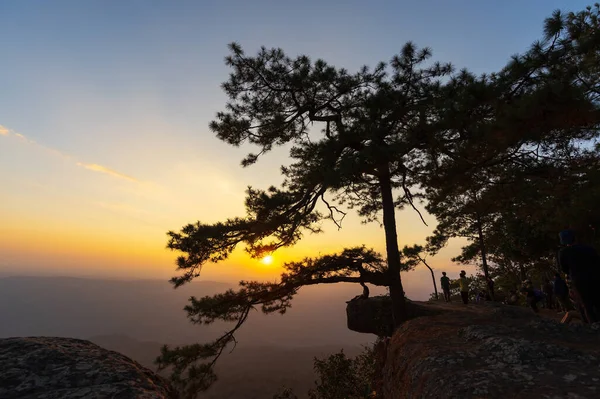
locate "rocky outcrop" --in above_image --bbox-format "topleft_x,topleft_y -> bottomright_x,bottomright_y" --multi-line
0,337 -> 176,399
381,302 -> 600,399
346,296 -> 442,336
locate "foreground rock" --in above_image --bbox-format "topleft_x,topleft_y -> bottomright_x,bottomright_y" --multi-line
381,302 -> 600,399
0,337 -> 176,399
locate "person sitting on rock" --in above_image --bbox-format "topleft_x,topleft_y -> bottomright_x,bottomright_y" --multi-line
360,281 -> 370,299
476,290 -> 486,303
349,280 -> 370,302
521,280 -> 543,313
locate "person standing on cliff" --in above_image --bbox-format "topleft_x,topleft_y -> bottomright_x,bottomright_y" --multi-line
458,271 -> 469,304
557,229 -> 600,323
440,272 -> 451,302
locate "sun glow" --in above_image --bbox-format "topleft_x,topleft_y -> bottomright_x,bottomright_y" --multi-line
261,255 -> 274,265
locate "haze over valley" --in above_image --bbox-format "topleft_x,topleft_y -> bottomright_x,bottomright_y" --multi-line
0,276 -> 377,398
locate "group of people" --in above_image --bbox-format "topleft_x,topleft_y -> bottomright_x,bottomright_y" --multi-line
525,229 -> 600,324
518,275 -> 569,314
438,229 -> 600,324
439,270 -> 483,305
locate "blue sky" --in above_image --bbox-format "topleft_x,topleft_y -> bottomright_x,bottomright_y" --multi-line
0,0 -> 590,297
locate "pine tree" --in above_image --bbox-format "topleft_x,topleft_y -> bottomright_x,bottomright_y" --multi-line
422,4 -> 600,297
156,42 -> 452,396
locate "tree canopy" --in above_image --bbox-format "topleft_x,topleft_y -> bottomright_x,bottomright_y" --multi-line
157,5 -> 600,397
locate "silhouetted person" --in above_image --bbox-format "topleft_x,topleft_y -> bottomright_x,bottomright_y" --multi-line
572,284 -> 591,323
486,276 -> 495,300
360,281 -> 370,299
440,272 -> 451,302
348,280 -> 370,302
506,290 -> 519,306
476,290 -> 486,303
521,280 -> 542,313
553,272 -> 572,312
458,270 -> 469,304
558,229 -> 600,323
542,278 -> 554,309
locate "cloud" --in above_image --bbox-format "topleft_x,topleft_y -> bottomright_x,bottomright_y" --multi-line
1,123 -> 139,183
76,162 -> 138,182
14,132 -> 37,144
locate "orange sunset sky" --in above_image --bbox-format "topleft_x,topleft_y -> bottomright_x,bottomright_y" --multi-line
0,0 -> 587,299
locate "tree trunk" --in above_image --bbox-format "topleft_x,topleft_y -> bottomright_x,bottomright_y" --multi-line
378,164 -> 406,328
476,217 -> 495,301
421,258 -> 438,300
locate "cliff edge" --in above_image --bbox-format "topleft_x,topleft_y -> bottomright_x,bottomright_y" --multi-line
378,301 -> 600,399
0,337 -> 176,399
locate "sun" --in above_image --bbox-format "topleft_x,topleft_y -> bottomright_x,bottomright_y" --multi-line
261,255 -> 274,265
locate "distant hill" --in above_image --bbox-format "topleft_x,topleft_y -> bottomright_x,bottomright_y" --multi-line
89,333 -> 364,399
0,276 -> 377,347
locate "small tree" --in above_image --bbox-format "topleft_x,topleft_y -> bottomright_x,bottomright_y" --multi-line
272,345 -> 377,399
401,244 -> 438,300
308,346 -> 377,399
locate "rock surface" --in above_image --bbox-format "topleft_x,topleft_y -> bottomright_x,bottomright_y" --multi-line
346,296 -> 442,336
0,337 -> 177,399
381,301 -> 600,399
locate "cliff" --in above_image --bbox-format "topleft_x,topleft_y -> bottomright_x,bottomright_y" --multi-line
0,337 -> 176,399
371,301 -> 600,399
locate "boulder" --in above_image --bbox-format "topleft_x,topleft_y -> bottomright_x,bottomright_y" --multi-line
346,296 -> 443,336
0,337 -> 177,399
346,295 -> 394,336
381,302 -> 600,399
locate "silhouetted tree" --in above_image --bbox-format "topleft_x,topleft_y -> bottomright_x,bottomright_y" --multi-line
308,346 -> 376,399
156,42 -> 452,396
272,344 -> 377,399
422,5 -> 600,297
401,244 -> 438,300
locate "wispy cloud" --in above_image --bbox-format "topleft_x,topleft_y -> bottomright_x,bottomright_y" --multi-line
14,132 -> 37,144
1,123 -> 139,183
77,162 -> 138,182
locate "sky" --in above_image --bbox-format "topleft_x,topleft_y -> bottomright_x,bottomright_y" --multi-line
0,0 -> 591,299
